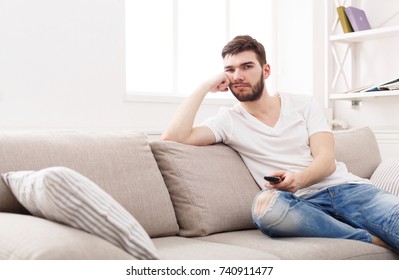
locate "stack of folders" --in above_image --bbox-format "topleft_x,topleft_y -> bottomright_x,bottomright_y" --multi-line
337,6 -> 371,33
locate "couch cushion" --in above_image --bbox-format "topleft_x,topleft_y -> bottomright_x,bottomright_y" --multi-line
152,236 -> 279,260
150,141 -> 261,237
0,213 -> 136,259
370,158 -> 399,197
2,166 -> 159,260
197,230 -> 399,260
334,127 -> 381,179
0,131 -> 178,238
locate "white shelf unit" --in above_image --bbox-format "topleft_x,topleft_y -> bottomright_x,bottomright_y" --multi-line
330,89 -> 399,101
329,25 -> 399,43
326,3 -> 399,105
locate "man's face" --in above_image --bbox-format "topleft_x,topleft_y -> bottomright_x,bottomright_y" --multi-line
223,51 -> 267,102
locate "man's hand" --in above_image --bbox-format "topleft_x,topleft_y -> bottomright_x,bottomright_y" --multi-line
264,171 -> 302,193
208,73 -> 230,93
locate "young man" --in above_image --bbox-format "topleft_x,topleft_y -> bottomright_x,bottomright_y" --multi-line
162,35 -> 399,251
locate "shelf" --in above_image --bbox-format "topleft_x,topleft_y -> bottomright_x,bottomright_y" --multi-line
327,2 -> 399,109
329,25 -> 399,43
330,90 -> 399,100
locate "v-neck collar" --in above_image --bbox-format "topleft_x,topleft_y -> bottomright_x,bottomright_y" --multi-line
236,93 -> 283,129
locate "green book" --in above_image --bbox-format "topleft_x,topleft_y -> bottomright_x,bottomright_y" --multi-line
337,6 -> 354,33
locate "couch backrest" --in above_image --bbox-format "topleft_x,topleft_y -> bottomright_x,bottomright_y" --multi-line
0,131 -> 179,238
333,126 -> 382,179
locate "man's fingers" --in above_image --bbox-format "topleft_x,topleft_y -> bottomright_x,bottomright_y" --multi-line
209,73 -> 230,92
218,79 -> 230,91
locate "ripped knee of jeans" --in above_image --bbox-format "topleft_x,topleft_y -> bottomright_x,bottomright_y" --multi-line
253,189 -> 278,218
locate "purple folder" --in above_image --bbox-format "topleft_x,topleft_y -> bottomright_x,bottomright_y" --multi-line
345,6 -> 371,31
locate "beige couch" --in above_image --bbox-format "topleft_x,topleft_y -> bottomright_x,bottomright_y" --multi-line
0,127 -> 398,260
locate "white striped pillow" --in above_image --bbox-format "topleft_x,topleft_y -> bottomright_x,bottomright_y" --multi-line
370,158 -> 399,197
1,166 -> 159,259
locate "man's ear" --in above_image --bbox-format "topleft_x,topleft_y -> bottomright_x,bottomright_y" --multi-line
263,64 -> 271,79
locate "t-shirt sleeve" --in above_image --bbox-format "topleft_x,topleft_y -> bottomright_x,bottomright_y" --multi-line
201,109 -> 232,143
306,97 -> 332,136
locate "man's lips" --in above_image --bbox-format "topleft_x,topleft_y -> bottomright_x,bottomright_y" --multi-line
232,83 -> 251,89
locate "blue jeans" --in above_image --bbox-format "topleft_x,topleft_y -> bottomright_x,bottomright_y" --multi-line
251,183 -> 399,250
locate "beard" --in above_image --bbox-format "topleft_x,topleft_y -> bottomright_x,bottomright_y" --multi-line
229,74 -> 265,102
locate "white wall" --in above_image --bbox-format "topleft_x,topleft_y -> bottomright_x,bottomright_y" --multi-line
275,0 -> 314,95
275,0 -> 328,113
0,0 -> 319,135
0,0 -> 225,134
2,0 -> 397,159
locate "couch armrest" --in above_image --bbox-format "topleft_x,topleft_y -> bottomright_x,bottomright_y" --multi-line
370,158 -> 399,197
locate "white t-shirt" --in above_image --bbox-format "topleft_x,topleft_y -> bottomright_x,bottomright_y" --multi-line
202,92 -> 369,197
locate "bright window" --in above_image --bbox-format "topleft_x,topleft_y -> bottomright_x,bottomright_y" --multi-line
125,0 -> 274,98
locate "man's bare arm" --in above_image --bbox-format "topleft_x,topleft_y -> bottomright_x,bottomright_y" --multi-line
297,131 -> 337,188
161,73 -> 230,146
269,132 -> 336,192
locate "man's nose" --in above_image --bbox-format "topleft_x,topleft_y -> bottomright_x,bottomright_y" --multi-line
233,69 -> 244,81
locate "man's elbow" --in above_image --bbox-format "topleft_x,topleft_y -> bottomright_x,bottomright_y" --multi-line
328,158 -> 337,175
160,132 -> 187,143
160,132 -> 174,142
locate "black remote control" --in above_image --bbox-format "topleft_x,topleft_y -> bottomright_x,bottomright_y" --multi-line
264,176 -> 282,184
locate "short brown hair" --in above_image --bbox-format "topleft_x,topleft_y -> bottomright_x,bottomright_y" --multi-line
221,35 -> 267,66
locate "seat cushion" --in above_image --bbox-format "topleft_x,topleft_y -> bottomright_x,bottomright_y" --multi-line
152,236 -> 279,260
196,230 -> 399,260
150,141 -> 261,237
0,213 -> 135,260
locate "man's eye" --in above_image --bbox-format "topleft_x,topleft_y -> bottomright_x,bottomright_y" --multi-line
225,69 -> 234,73
243,65 -> 252,70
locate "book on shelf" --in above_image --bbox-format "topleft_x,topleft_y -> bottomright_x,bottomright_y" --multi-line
378,81 -> 399,91
345,6 -> 371,31
337,6 -> 354,33
346,77 -> 399,93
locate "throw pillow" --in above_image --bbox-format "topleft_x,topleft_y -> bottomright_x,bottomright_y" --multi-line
1,166 -> 159,259
150,141 -> 261,237
370,158 -> 399,197
334,127 -> 382,179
